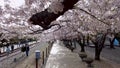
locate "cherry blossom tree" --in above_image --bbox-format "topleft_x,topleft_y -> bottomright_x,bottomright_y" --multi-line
0,0 -> 120,60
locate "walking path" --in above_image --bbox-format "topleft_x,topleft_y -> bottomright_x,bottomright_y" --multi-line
14,42 -> 49,68
0,42 -> 37,61
1,40 -> 120,68
0,42 -> 49,68
45,40 -> 119,68
45,41 -> 85,68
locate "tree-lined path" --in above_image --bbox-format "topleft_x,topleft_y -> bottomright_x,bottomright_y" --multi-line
45,40 -> 119,68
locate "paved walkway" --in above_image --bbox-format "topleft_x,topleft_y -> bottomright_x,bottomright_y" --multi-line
0,42 -> 49,68
0,42 -> 38,68
1,40 -> 119,68
45,41 -> 85,68
45,40 -> 119,68
15,42 -> 49,68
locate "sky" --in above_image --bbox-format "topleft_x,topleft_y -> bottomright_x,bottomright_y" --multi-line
0,0 -> 25,9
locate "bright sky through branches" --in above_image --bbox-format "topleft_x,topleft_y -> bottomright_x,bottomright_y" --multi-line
0,0 -> 25,9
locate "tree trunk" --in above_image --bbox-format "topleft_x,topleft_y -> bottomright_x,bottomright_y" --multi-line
83,36 -> 86,46
77,38 -> 85,52
95,44 -> 103,60
81,36 -> 85,52
81,44 -> 85,52
93,33 -> 107,60
95,49 -> 101,60
87,34 -> 89,46
109,38 -> 115,49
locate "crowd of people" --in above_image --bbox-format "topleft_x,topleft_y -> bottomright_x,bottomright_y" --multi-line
0,43 -> 30,56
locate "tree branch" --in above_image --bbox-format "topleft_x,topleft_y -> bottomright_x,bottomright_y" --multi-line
74,7 -> 110,25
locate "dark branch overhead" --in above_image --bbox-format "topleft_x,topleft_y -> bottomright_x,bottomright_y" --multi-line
29,0 -> 79,31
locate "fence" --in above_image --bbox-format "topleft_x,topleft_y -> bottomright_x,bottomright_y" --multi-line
36,43 -> 53,68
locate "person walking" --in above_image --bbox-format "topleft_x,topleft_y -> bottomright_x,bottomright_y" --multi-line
6,46 -> 10,56
11,45 -> 14,52
25,43 -> 30,56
